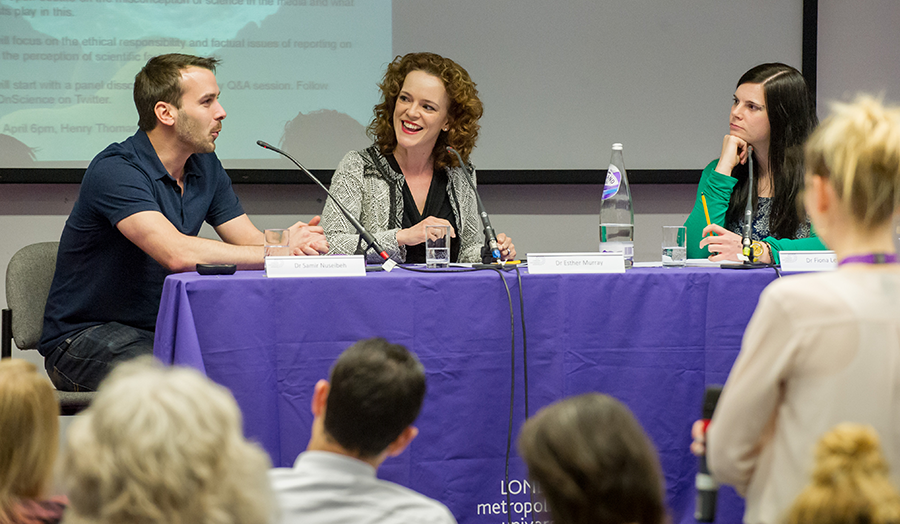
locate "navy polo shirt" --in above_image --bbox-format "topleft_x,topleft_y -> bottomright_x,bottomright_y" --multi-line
39,130 -> 244,355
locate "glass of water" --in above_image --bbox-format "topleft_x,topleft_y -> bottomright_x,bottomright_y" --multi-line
264,229 -> 291,258
662,226 -> 687,267
425,225 -> 450,268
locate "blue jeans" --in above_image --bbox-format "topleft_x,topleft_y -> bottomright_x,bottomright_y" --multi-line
44,322 -> 154,392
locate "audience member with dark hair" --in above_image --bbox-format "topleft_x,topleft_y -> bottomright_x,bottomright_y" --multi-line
0,360 -> 66,524
321,52 -> 515,263
518,393 -> 667,524
61,357 -> 273,524
684,63 -> 825,263
269,338 -> 456,524
694,95 -> 900,524
787,423 -> 900,524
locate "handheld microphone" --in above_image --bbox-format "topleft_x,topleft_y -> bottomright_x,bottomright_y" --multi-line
445,146 -> 501,263
695,385 -> 723,522
257,141 -> 389,261
741,145 -> 755,261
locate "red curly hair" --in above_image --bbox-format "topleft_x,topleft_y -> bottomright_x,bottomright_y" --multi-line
368,52 -> 483,171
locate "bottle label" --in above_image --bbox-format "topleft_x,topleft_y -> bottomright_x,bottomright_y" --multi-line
602,164 -> 621,200
599,241 -> 634,260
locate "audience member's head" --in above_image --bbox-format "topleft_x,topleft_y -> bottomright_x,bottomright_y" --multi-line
61,357 -> 272,524
316,338 -> 426,460
786,423 -> 900,524
804,95 -> 900,233
0,359 -> 60,522
518,393 -> 666,524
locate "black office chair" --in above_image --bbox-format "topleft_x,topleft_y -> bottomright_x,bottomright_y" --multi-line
2,241 -> 94,415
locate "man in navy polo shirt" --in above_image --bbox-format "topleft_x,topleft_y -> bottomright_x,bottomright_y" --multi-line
40,54 -> 329,391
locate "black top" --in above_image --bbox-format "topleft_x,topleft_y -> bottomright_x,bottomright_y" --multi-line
386,154 -> 461,263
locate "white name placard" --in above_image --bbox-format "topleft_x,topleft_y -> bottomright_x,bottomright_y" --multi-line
526,252 -> 625,274
265,255 -> 366,278
779,250 -> 837,272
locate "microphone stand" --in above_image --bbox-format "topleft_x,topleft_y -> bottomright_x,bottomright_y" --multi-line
734,145 -> 769,269
445,146 -> 501,264
741,146 -> 755,261
257,141 -> 389,261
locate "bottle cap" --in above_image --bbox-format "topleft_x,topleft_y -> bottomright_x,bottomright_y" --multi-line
612,143 -> 623,150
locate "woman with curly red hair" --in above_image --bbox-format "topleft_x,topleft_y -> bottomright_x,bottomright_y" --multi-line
321,52 -> 515,264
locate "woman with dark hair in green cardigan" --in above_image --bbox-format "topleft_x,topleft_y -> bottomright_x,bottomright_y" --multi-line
684,63 -> 826,263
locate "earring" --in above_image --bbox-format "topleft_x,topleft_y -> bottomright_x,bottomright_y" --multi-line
443,127 -> 449,132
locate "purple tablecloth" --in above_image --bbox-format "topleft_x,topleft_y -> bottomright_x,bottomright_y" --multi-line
154,266 -> 779,524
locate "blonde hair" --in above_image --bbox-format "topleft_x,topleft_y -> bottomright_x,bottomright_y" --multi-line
62,357 -> 273,524
0,360 -> 59,523
805,95 -> 900,228
786,423 -> 900,524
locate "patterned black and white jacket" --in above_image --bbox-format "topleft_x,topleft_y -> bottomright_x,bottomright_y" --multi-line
321,145 -> 484,264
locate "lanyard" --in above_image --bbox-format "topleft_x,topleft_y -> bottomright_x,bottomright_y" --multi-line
837,253 -> 899,266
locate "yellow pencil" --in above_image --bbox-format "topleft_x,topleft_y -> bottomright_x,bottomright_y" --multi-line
701,193 -> 711,225
701,193 -> 715,236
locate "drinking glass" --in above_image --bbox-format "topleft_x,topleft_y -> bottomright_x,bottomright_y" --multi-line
662,226 -> 687,267
264,229 -> 290,257
425,225 -> 450,268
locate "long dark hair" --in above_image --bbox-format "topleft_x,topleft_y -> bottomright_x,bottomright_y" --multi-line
725,63 -> 818,239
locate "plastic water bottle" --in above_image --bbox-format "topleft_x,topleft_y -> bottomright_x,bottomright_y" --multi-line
599,143 -> 634,268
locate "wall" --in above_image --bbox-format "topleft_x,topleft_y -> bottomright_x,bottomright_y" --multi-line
817,0 -> 899,107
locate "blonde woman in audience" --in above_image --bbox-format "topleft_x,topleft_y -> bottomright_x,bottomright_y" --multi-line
61,357 -> 273,524
0,360 -> 66,524
696,96 -> 900,524
787,423 -> 900,524
518,393 -> 667,524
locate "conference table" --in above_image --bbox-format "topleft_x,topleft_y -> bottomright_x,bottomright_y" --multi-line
154,264 -> 781,524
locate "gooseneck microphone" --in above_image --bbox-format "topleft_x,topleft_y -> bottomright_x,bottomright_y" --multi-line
257,141 -> 389,261
445,146 -> 501,263
741,145 -> 755,261
695,385 -> 723,522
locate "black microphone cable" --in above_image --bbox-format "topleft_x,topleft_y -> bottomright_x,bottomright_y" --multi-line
441,146 -> 526,522
395,262 -> 523,524
515,266 -> 529,421
514,264 -> 535,522
488,266 -> 516,524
